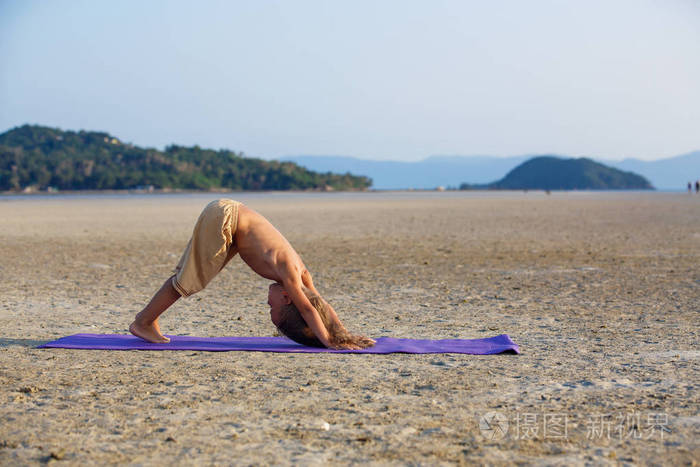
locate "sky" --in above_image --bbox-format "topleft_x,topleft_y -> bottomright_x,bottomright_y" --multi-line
1,0 -> 699,161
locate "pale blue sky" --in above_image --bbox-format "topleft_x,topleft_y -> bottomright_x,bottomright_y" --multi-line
1,0 -> 699,161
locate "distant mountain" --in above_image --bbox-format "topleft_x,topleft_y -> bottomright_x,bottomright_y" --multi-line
0,125 -> 371,191
604,151 -> 700,190
283,152 -> 698,190
282,155 -> 528,190
481,156 -> 653,190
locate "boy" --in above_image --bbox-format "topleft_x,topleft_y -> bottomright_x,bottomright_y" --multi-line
129,199 -> 375,350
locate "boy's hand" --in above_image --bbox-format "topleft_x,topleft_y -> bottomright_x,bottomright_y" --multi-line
327,331 -> 376,350
354,335 -> 376,347
328,341 -> 362,350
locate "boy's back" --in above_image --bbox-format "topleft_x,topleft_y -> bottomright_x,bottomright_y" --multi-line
235,204 -> 307,283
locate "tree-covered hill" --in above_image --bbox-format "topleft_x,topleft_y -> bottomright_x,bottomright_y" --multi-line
0,125 -> 372,191
462,156 -> 653,190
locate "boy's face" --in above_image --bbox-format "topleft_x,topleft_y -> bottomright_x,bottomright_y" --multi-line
267,283 -> 290,326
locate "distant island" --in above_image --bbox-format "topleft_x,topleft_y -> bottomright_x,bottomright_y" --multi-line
284,152 -> 698,190
0,125 -> 371,192
460,156 -> 654,191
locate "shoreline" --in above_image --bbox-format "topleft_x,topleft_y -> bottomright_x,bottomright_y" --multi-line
0,188 -> 688,202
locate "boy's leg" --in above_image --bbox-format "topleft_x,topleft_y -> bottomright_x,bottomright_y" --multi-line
130,200 -> 239,343
129,275 -> 181,343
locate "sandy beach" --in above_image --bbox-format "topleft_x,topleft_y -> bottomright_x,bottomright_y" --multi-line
0,191 -> 698,465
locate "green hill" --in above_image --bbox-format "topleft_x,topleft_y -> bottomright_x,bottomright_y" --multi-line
464,156 -> 654,190
0,125 -> 371,192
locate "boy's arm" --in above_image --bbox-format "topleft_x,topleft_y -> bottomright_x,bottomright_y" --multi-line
282,277 -> 332,348
300,270 -> 347,331
323,300 -> 376,348
295,268 -> 374,349
299,269 -> 375,348
322,300 -> 347,332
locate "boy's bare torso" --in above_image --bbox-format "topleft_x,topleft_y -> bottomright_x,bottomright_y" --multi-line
235,204 -> 314,291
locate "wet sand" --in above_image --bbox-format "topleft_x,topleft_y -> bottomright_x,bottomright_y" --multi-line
0,191 -> 698,465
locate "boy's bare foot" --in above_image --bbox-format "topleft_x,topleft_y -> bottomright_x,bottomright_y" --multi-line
129,321 -> 170,343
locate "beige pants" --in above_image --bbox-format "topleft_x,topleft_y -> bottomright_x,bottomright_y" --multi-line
172,199 -> 241,297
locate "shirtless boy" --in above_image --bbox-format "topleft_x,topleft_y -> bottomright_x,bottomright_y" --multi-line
129,199 -> 374,350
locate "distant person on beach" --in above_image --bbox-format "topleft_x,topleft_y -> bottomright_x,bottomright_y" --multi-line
696,180 -> 700,193
689,182 -> 693,193
130,199 -> 375,350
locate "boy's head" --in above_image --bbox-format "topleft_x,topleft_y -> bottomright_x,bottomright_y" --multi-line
267,283 -> 329,347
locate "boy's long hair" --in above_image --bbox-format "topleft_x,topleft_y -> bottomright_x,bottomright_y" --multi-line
275,288 -> 332,347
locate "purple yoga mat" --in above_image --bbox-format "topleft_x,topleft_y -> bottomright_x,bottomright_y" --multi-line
38,334 -> 519,354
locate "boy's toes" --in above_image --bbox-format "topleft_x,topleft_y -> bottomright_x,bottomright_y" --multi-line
129,322 -> 170,344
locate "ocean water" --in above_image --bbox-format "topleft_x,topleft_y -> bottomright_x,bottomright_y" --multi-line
0,189 -> 679,204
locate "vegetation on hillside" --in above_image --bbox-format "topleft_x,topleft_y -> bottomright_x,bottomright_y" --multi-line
0,125 -> 372,191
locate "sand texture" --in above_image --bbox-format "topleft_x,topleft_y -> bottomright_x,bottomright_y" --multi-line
0,191 -> 698,465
